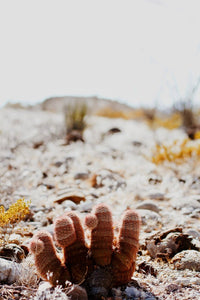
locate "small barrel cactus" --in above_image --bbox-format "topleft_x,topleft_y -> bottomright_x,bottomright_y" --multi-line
29,203 -> 140,299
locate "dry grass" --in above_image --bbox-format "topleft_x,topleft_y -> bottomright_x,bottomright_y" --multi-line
147,112 -> 182,130
151,138 -> 200,164
95,106 -> 150,120
65,102 -> 87,134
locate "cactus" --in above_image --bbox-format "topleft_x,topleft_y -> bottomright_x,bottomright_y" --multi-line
29,230 -> 70,286
85,203 -> 114,266
112,209 -> 140,286
30,203 -> 140,299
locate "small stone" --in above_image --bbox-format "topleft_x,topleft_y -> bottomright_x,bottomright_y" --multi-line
138,209 -> 161,226
171,250 -> 200,271
132,141 -> 142,147
136,201 -> 160,213
165,283 -> 180,293
174,277 -> 191,286
33,211 -> 45,222
8,233 -> 22,245
0,258 -> 22,283
185,229 -> 200,239
36,281 -> 68,299
149,193 -> 165,201
54,191 -> 86,204
61,200 -> 77,210
0,244 -> 25,262
74,172 -> 90,180
107,127 -> 121,135
145,228 -> 197,260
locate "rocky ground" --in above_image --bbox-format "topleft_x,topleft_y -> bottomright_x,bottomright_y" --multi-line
0,104 -> 200,299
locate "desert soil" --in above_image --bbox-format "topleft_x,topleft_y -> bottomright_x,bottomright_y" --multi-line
0,104 -> 200,299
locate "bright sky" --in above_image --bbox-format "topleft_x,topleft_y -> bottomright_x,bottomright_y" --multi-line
0,0 -> 200,108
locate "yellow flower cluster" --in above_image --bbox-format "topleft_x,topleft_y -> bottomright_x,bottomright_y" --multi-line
0,198 -> 30,227
152,139 -> 200,164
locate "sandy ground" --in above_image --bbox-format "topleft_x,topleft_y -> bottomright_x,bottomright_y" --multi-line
0,106 -> 200,299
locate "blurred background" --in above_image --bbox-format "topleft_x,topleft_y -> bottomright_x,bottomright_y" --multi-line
0,0 -> 200,109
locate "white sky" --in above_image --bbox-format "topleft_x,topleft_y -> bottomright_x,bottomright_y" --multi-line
0,0 -> 200,108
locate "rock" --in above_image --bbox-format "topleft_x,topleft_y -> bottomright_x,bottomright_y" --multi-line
78,200 -> 93,213
66,130 -> 84,144
107,127 -> 121,135
0,244 -> 26,263
90,169 -> 126,191
171,197 -> 200,211
149,193 -> 165,201
61,200 -> 78,210
74,172 -> 90,180
0,258 -> 22,283
165,283 -> 180,293
36,281 -> 88,300
174,277 -> 199,286
54,191 -> 86,204
137,261 -> 158,277
33,211 -> 45,222
8,233 -> 22,245
138,209 -> 161,228
136,201 -> 160,213
112,280 -> 158,300
145,228 -> 198,259
171,250 -> 200,271
185,229 -> 200,239
33,211 -> 48,226
132,141 -> 143,147
36,282 -> 68,300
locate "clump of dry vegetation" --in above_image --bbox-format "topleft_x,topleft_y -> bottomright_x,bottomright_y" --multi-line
65,102 -> 87,144
95,106 -> 151,120
152,138 -> 200,164
0,199 -> 30,246
146,112 -> 182,130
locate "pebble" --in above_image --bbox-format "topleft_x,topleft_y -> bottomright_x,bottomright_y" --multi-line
61,200 -> 78,210
171,250 -> 200,271
0,258 -> 22,283
171,198 -> 200,211
8,233 -> 22,245
0,244 -> 25,263
54,191 -> 86,204
185,229 -> 200,239
136,201 -> 160,213
74,172 -> 90,180
36,282 -> 68,299
149,193 -> 165,201
138,209 -> 161,229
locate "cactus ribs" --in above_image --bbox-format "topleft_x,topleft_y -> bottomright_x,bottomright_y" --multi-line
29,203 -> 140,299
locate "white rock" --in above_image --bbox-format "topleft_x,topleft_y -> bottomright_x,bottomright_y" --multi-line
0,258 -> 22,283
172,250 -> 200,271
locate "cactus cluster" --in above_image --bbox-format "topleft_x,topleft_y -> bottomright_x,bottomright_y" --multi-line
29,203 -> 140,299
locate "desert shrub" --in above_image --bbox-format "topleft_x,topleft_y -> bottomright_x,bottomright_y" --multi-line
64,102 -> 87,144
65,102 -> 87,133
147,112 -> 182,130
152,138 -> 200,164
0,198 -> 30,246
194,130 -> 200,139
172,100 -> 196,127
95,107 -> 132,119
95,106 -> 154,120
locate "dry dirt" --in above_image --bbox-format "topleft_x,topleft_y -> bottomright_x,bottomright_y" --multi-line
0,104 -> 200,299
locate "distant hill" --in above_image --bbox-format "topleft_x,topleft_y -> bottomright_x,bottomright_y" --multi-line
38,96 -> 134,114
